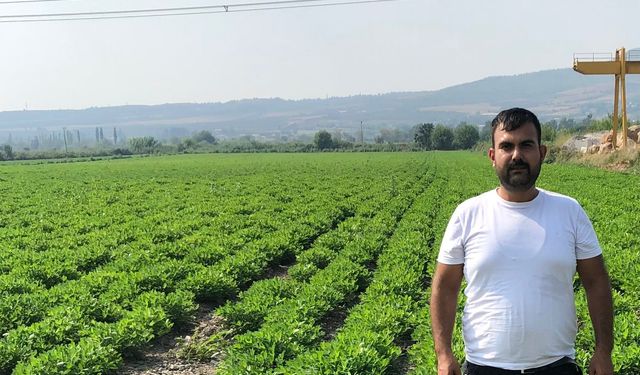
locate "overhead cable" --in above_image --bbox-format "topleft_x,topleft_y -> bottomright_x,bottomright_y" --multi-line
0,0 -> 400,23
0,0 -> 73,4
0,0 -> 337,18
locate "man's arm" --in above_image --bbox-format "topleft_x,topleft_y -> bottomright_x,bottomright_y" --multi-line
431,262 -> 464,375
576,255 -> 614,375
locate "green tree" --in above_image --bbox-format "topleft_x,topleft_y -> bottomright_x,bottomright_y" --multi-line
192,130 -> 217,144
128,136 -> 160,153
453,123 -> 480,149
588,115 -> 612,132
178,138 -> 196,152
541,123 -> 557,144
0,144 -> 13,160
431,125 -> 454,150
314,130 -> 333,150
414,123 -> 434,149
377,128 -> 409,143
558,118 -> 577,129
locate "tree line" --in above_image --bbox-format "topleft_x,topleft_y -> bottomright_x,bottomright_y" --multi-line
3,113 -> 636,162
314,122 -> 480,151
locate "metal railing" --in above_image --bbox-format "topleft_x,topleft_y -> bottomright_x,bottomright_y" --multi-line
627,49 -> 640,61
573,52 -> 614,63
573,50 -> 640,63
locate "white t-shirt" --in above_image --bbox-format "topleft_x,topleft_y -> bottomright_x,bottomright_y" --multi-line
437,188 -> 602,370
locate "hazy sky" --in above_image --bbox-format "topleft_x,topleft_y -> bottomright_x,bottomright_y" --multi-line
0,0 -> 638,111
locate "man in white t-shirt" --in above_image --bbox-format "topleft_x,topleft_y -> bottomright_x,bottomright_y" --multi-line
431,108 -> 613,375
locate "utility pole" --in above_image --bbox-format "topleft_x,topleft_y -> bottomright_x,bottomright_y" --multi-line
360,121 -> 364,145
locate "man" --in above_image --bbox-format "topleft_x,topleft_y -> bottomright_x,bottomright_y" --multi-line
431,108 -> 613,375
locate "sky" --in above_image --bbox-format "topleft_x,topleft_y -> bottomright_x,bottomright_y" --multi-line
0,0 -> 638,111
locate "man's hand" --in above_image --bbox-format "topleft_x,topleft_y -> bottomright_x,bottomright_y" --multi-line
437,352 -> 462,375
588,348 -> 613,375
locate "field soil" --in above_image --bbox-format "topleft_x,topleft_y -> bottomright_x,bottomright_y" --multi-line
119,304 -> 219,375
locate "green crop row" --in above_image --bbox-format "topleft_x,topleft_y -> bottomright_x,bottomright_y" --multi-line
0,201 -> 348,374
216,170 -> 428,336
5,152 -> 637,374
10,290 -> 196,374
0,153 -> 433,374
0,173 -> 366,335
274,170 -> 448,374
216,171 -> 430,374
175,169 -> 431,362
0,154 -> 382,296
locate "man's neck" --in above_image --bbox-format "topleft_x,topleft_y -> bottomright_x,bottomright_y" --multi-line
497,186 -> 539,202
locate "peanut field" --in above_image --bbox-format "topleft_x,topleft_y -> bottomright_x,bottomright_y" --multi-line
0,152 -> 637,374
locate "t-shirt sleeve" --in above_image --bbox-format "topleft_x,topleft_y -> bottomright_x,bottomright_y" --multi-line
575,205 -> 602,260
438,206 -> 465,264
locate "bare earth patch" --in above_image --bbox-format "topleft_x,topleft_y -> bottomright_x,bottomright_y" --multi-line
390,333 -> 417,374
119,263 -> 294,374
119,303 -> 223,375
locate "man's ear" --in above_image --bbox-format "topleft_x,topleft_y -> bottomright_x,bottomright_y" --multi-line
539,144 -> 548,162
488,147 -> 495,167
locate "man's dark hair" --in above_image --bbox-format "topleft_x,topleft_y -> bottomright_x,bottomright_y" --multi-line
491,108 -> 541,146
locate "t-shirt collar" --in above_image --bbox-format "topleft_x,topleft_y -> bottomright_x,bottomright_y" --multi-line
493,187 -> 544,209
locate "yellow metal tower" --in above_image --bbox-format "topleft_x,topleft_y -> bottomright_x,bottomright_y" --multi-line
573,47 -> 640,148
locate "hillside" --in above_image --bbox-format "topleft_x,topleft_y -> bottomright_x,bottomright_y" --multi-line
0,68 -> 638,141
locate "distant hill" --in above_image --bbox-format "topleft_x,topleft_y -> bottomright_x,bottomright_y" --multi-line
0,68 -> 638,141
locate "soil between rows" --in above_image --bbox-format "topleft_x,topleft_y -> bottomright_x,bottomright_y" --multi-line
119,303 -> 219,375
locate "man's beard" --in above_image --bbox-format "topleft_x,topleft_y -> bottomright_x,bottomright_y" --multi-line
496,159 -> 541,192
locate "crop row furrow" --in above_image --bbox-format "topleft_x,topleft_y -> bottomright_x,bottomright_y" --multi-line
216,166 -> 431,336
216,169 -> 430,375
275,174 -> 447,374
0,200 -> 349,337
9,290 -> 197,374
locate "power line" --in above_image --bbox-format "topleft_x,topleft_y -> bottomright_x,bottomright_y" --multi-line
0,0 -> 337,18
0,0 -> 400,23
0,0 -> 73,4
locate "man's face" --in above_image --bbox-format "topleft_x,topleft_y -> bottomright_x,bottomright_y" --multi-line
488,122 -> 547,192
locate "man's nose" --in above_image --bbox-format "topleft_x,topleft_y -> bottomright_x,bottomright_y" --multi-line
511,146 -> 522,160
